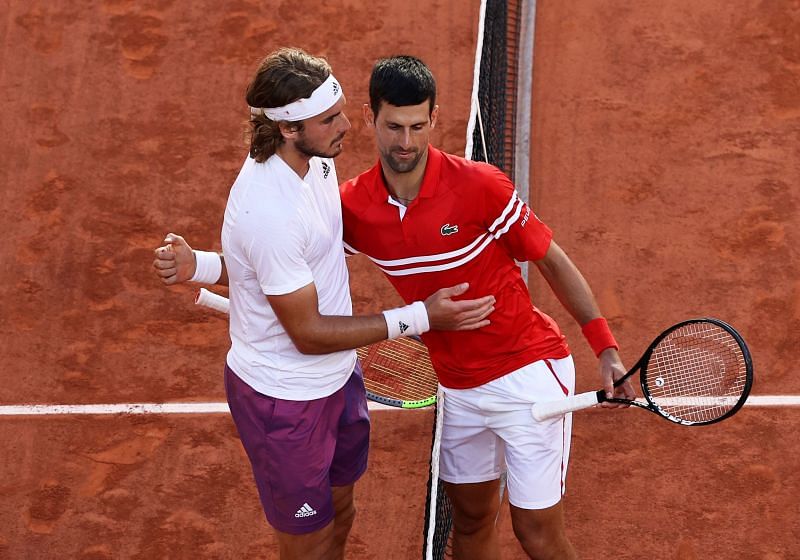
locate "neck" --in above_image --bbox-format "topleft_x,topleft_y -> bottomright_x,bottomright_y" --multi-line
276,143 -> 311,178
381,147 -> 430,204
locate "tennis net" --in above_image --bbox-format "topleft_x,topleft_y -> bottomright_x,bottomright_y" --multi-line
422,1 -> 532,558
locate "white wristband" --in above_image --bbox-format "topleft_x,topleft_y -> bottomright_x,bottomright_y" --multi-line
382,301 -> 430,339
190,250 -> 222,284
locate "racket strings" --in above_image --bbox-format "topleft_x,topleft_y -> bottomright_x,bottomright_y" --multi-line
357,338 -> 438,401
645,322 -> 748,423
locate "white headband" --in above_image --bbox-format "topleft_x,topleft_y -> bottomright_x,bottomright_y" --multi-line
251,74 -> 343,122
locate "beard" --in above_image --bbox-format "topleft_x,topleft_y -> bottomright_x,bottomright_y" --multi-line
295,131 -> 346,159
381,146 -> 424,173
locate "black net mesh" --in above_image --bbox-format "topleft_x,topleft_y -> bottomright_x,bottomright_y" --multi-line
469,0 -> 522,178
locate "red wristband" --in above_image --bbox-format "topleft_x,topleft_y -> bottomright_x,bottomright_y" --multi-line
581,317 -> 619,357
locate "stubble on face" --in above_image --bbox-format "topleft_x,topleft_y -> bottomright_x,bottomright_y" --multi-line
380,144 -> 424,173
295,129 -> 346,159
373,101 -> 434,174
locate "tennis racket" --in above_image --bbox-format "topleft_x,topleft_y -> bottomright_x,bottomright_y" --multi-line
194,289 -> 439,409
530,318 -> 753,425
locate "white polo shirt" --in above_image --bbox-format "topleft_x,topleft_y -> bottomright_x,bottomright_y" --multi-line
221,154 -> 357,400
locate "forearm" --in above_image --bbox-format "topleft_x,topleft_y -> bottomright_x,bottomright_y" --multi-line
535,241 -> 620,357
268,284 -> 429,355
535,242 -> 627,398
534,241 -> 602,326
286,313 -> 389,355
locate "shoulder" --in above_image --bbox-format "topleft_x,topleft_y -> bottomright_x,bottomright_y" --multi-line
340,163 -> 380,208
229,164 -> 302,232
437,150 -> 510,191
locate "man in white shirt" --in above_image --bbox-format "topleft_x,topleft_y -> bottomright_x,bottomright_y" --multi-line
153,48 -> 494,560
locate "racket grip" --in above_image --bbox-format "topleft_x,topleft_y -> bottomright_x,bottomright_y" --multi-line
195,288 -> 230,314
530,390 -> 604,421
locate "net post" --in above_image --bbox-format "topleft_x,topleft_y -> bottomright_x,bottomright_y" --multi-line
515,0 -> 536,283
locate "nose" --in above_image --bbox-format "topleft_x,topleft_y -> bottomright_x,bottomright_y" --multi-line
399,128 -> 412,148
340,112 -> 352,133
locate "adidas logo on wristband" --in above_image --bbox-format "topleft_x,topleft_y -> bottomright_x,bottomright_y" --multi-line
383,302 -> 429,339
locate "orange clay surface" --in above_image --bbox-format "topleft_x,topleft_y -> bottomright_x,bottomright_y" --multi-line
1,0 -> 798,558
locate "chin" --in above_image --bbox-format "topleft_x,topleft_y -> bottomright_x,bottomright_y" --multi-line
389,160 -> 419,173
327,145 -> 344,158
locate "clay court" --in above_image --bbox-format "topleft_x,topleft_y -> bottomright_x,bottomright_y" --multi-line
1,0 -> 799,558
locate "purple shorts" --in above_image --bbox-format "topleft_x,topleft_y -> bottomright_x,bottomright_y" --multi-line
224,362 -> 370,535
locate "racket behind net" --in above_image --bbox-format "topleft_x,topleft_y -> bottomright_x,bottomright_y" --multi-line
357,336 -> 438,408
531,318 -> 753,425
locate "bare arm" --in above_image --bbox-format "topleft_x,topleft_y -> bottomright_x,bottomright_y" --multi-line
533,240 -> 635,404
270,281 -> 495,354
268,283 -> 388,353
533,240 -> 600,325
153,233 -> 497,353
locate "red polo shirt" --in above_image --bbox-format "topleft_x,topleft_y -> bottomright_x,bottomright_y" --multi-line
340,146 -> 570,389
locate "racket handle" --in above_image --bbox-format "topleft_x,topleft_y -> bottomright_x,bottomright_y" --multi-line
195,288 -> 230,314
530,390 -> 605,421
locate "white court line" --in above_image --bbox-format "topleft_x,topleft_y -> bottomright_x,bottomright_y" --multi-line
0,396 -> 797,416
0,401 -> 400,416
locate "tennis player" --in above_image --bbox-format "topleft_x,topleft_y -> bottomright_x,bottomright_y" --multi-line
336,56 -> 637,559
152,48 -> 495,560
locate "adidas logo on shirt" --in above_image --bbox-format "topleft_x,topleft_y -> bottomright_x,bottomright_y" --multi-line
321,161 -> 331,179
295,503 -> 318,518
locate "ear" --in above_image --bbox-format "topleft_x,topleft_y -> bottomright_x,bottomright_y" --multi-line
362,103 -> 375,128
278,121 -> 301,140
430,105 -> 440,129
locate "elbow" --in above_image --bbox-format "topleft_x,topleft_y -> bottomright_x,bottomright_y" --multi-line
290,333 -> 330,355
294,340 -> 323,355
281,313 -> 336,355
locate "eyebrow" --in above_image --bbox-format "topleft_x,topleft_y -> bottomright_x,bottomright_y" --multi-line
387,119 -> 427,127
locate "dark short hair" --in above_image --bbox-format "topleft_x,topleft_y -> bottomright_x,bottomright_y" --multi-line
369,56 -> 436,117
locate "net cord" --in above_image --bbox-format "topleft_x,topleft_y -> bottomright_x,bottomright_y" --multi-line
464,0 -> 489,161
424,387 -> 447,560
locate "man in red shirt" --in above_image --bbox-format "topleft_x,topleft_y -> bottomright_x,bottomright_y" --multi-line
338,56 -> 634,559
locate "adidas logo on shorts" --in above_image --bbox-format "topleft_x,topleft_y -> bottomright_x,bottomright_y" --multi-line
295,503 -> 318,518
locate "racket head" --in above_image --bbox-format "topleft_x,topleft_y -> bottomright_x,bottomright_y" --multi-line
356,336 -> 438,409
638,318 -> 753,425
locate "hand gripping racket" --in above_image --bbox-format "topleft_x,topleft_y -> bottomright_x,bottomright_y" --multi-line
194,289 -> 438,409
531,318 -> 753,425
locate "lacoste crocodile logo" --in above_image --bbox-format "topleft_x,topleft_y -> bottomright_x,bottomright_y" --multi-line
440,224 -> 459,236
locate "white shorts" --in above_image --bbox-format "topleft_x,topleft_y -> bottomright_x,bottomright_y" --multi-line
438,355 -> 575,510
